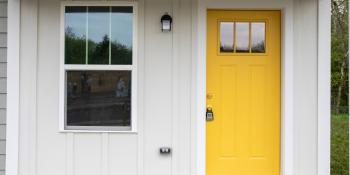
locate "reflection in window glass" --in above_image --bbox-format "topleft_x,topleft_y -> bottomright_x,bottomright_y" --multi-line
65,6 -> 87,64
66,71 -> 131,128
88,7 -> 110,64
220,22 -> 234,53
111,7 -> 133,65
235,22 -> 250,53
251,22 -> 266,53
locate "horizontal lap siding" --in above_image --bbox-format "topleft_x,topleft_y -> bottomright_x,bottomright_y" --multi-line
0,0 -> 6,175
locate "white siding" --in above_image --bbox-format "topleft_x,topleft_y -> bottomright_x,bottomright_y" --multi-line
293,0 -> 318,174
0,64 -> 6,78
17,0 -> 322,175
0,141 -> 4,154
0,2 -> 6,18
0,34 -> 5,48
0,49 -> 6,63
143,0 -> 174,174
0,79 -> 5,93
0,1 -> 6,175
0,110 -> 5,124
0,155 -> 4,171
19,0 -> 192,175
0,125 -> 5,140
0,19 -> 6,33
196,0 -> 320,174
0,95 -> 5,109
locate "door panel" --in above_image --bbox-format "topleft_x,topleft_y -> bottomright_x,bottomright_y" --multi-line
206,10 -> 281,175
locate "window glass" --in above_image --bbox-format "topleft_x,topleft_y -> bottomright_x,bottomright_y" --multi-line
111,7 -> 133,65
66,71 -> 131,128
88,7 -> 110,64
63,5 -> 135,131
65,6 -> 87,64
235,22 -> 250,53
251,22 -> 266,53
220,22 -> 234,53
64,6 -> 134,65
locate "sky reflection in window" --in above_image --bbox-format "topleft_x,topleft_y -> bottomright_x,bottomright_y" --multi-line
220,22 -> 234,53
235,22 -> 250,53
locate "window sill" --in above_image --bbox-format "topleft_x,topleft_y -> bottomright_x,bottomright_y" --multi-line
59,129 -> 138,133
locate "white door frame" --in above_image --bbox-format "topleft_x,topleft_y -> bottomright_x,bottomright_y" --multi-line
190,0 -> 330,175
317,0 -> 331,175
6,0 -> 20,175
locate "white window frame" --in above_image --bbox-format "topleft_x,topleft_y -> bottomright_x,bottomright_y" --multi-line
59,1 -> 138,132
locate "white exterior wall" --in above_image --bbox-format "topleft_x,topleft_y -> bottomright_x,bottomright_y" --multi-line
18,0 -> 192,175
16,0 -> 324,175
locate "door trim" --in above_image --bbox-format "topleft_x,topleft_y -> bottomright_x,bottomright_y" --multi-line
6,1 -> 20,175
191,2 -> 294,175
317,1 -> 331,175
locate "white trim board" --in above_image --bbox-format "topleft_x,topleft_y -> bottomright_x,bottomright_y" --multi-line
6,0 -> 20,175
192,1 -> 295,175
317,0 -> 331,174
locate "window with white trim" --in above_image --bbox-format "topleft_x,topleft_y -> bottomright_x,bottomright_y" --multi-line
62,5 -> 137,131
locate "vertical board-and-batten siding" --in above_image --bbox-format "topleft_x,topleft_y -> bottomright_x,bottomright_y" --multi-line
0,0 -> 6,175
16,0 -> 323,175
18,0 -> 193,175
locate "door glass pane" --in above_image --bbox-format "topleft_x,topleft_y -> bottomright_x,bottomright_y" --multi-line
235,22 -> 250,53
220,22 -> 234,53
111,7 -> 133,65
66,70 -> 131,128
65,6 -> 87,64
251,22 -> 266,53
88,7 -> 110,64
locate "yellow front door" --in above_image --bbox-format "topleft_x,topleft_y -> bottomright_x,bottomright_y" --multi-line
206,10 -> 281,175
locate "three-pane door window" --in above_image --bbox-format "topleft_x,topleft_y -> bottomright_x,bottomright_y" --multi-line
61,5 -> 136,131
219,21 -> 266,54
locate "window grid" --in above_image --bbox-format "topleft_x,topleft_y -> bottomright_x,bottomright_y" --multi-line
109,6 -> 112,65
86,7 -> 88,64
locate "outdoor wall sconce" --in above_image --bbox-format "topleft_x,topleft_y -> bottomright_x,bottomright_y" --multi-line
161,13 -> 172,32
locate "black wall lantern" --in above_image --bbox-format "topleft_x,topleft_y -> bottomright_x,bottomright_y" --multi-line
161,13 -> 172,32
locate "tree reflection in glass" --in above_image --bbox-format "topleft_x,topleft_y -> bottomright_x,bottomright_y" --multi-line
111,7 -> 133,65
251,22 -> 266,53
88,7 -> 110,64
66,71 -> 131,127
65,6 -> 87,64
65,6 -> 133,65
